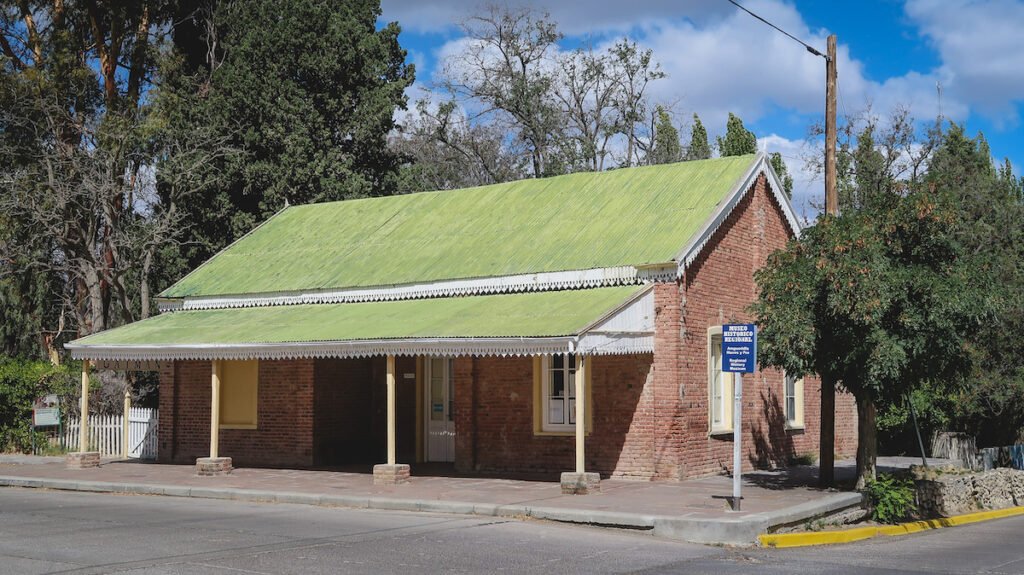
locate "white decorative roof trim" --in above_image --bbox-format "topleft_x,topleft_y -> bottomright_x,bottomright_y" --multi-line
675,152 -> 803,276
69,332 -> 656,363
158,265 -> 677,312
67,337 -> 582,362
577,333 -> 654,356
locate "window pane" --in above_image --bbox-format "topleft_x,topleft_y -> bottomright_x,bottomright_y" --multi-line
553,354 -> 564,369
787,396 -> 796,422
569,398 -> 576,424
549,398 -> 564,424
712,372 -> 722,425
552,369 -> 564,398
711,335 -> 723,427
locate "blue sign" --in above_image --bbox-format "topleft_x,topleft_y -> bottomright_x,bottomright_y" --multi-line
722,324 -> 757,373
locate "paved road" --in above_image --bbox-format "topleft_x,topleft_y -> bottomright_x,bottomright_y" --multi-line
1,489 -> 1022,574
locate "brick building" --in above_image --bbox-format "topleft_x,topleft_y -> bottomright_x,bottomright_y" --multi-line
67,154 -> 857,487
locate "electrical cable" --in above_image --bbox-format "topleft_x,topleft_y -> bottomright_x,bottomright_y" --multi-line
724,0 -> 827,59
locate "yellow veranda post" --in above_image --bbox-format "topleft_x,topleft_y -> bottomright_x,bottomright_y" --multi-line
575,354 -> 586,474
79,360 -> 90,453
210,360 -> 222,459
387,355 -> 397,466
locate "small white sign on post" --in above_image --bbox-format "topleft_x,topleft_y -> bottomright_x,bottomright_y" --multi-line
722,323 -> 757,511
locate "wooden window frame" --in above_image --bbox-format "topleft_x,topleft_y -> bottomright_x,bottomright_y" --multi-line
532,354 -> 592,436
708,326 -> 734,435
784,373 -> 805,430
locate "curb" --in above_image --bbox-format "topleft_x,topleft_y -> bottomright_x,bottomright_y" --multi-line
0,475 -> 857,546
758,506 -> 1024,548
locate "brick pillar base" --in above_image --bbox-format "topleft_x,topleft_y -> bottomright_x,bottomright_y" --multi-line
560,472 -> 601,495
373,463 -> 411,485
196,457 -> 233,476
65,451 -> 101,469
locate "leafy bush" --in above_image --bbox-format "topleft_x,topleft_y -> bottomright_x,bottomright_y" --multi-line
864,473 -> 916,524
0,357 -> 77,453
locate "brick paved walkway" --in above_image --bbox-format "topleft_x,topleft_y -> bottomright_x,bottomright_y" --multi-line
0,456 -> 914,520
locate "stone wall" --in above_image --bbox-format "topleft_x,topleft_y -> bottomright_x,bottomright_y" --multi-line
914,467 -> 1024,517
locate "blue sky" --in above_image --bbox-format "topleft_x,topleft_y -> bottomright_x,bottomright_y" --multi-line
380,0 -> 1024,213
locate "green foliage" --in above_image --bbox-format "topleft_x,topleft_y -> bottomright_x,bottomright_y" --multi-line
753,142 -> 999,483
0,358 -> 77,453
874,123 -> 1024,448
717,113 -> 757,157
864,473 -> 915,524
686,113 -> 711,160
769,152 -> 794,199
650,106 -> 681,165
789,452 -> 818,466
754,190 -> 992,404
159,0 -> 414,271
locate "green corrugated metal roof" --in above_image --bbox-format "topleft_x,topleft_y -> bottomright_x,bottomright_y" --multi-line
161,156 -> 755,298
73,286 -> 643,347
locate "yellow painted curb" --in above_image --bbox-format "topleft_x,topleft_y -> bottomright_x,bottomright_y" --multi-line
759,506 -> 1024,548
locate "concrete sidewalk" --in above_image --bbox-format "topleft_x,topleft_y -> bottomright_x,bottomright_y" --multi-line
0,456 -> 906,546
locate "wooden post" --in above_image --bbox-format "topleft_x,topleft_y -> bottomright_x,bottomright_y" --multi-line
825,34 -> 838,216
79,360 -> 90,453
210,360 -> 221,459
386,354 -> 396,466
575,354 -> 586,474
560,353 -> 599,494
819,33 -> 838,488
122,387 -> 131,459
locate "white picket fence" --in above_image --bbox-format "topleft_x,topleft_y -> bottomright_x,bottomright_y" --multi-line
61,407 -> 158,459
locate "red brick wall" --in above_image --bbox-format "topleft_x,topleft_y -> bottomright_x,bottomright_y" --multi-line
672,173 -> 857,477
453,354 -> 656,478
158,356 -> 419,469
158,359 -> 315,467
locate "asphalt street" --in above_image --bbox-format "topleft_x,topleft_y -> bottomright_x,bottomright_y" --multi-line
1,488 -> 1022,575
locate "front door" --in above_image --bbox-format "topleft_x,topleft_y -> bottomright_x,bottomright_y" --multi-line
425,357 -> 455,462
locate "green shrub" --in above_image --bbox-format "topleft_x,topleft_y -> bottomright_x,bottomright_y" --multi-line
789,452 -> 818,466
864,473 -> 916,524
0,357 -> 77,453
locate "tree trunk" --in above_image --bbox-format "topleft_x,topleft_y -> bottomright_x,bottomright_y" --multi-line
84,267 -> 106,335
818,374 -> 836,487
855,395 -> 878,490
140,246 -> 154,320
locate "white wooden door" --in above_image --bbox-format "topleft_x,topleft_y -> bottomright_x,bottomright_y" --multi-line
425,358 -> 455,462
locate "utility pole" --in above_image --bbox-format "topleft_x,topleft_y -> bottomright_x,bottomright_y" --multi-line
819,34 -> 838,488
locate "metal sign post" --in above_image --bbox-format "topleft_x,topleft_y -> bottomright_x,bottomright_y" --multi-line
722,323 -> 757,511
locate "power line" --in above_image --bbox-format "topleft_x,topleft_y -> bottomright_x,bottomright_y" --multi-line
724,0 -> 826,59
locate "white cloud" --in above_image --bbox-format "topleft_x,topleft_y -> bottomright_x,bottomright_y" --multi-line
904,0 -> 1024,126
636,0 -> 977,135
391,0 -> 1024,132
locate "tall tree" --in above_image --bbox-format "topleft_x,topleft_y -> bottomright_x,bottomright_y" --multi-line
609,39 -> 664,167
439,6 -> 561,178
554,45 -> 619,172
0,0 -> 185,343
768,152 -> 794,199
686,113 -> 711,161
717,112 -> 757,157
649,105 -> 681,165
753,189 -> 994,487
392,98 -> 527,191
162,0 -> 414,268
